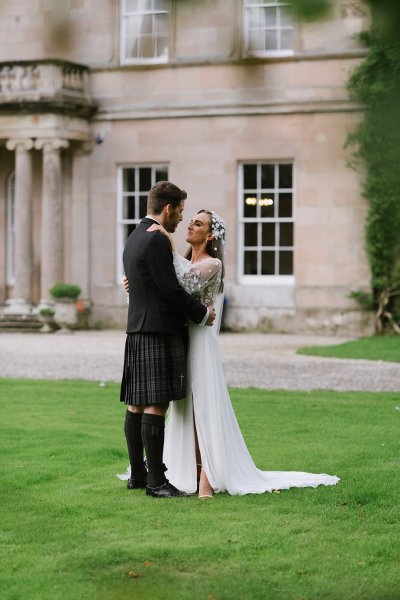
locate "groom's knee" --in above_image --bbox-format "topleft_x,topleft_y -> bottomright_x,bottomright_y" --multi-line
144,403 -> 168,417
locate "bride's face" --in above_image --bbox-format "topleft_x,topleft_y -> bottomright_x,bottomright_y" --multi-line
186,212 -> 212,245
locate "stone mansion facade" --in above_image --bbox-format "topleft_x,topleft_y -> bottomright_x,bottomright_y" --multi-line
0,0 -> 371,333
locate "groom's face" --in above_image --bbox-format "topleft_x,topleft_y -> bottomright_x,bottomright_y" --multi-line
165,200 -> 184,233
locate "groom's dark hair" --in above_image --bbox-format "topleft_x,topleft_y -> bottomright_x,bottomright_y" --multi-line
147,181 -> 187,215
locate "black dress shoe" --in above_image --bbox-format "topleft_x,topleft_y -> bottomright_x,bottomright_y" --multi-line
146,481 -> 188,498
127,476 -> 148,490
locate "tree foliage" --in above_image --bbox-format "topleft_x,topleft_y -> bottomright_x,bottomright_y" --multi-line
347,0 -> 400,334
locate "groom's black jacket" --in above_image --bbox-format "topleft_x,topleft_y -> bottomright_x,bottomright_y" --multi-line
123,217 -> 207,335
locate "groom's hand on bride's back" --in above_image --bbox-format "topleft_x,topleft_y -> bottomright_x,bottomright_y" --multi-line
205,306 -> 216,326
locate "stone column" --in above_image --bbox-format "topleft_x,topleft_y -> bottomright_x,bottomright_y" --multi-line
35,138 -> 69,305
70,143 -> 92,299
5,138 -> 34,314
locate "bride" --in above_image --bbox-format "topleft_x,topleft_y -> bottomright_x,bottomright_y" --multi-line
137,209 -> 340,497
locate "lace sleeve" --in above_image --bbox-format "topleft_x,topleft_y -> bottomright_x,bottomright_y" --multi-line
173,253 -> 222,305
173,253 -> 203,295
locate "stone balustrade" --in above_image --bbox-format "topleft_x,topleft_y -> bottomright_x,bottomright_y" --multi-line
0,59 -> 96,117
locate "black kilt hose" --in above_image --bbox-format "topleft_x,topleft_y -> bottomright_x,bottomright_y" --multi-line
120,332 -> 187,406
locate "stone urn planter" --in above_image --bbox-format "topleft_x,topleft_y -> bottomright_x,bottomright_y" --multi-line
49,282 -> 82,333
38,307 -> 56,333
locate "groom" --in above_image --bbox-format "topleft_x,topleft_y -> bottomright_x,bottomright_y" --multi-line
120,181 -> 215,498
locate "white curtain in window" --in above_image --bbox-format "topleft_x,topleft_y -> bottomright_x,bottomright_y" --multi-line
123,0 -> 169,61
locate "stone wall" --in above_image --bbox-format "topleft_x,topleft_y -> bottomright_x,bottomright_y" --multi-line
0,1 -> 373,334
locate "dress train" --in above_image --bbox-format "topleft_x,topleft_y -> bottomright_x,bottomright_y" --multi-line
164,297 -> 339,495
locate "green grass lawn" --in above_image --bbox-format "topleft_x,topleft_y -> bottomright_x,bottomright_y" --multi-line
297,335 -> 400,363
1,379 -> 400,600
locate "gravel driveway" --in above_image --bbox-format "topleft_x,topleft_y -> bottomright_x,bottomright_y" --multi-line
0,330 -> 399,392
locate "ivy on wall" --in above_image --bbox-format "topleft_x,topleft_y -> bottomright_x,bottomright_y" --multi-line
347,0 -> 400,334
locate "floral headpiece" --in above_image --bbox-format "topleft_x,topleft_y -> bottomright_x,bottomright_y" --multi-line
211,211 -> 225,240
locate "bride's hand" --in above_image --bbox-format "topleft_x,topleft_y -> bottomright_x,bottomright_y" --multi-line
147,224 -> 175,251
123,276 -> 129,293
147,223 -> 168,235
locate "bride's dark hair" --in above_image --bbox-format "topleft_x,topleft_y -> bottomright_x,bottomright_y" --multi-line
184,209 -> 225,292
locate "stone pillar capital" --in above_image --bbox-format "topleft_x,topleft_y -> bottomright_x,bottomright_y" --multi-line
75,141 -> 93,156
6,138 -> 34,152
34,138 -> 70,152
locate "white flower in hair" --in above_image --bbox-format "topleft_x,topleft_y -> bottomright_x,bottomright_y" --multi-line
211,211 -> 225,240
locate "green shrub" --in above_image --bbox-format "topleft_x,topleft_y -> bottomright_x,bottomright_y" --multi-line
39,307 -> 55,317
347,2 -> 400,334
49,282 -> 81,300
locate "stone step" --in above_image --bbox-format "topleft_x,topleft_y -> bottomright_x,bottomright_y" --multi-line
0,315 -> 42,333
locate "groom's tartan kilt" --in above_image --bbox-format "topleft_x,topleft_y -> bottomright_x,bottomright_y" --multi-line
120,332 -> 187,406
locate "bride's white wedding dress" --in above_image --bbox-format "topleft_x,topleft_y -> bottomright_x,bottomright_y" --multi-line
162,253 -> 340,495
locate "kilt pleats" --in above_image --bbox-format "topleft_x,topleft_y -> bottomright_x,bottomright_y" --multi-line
120,333 -> 187,406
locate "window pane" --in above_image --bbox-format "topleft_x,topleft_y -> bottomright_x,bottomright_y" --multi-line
248,7 -> 263,28
123,223 -> 136,243
279,164 -> 292,188
123,196 -> 136,220
126,16 -> 140,37
248,29 -> 263,52
139,195 -> 147,218
155,12 -> 168,35
279,222 -> 293,246
123,169 -> 135,193
262,223 -> 275,246
278,193 -> 292,218
125,0 -> 141,13
125,36 -> 139,58
279,250 -> 293,275
243,165 -> 257,189
244,195 -> 257,218
126,0 -> 160,12
139,168 -> 152,191
260,196 -> 274,218
265,30 -> 278,51
261,251 -> 275,275
155,166 -> 168,181
140,14 -> 153,34
280,6 -> 293,27
155,34 -> 168,58
244,223 -> 258,246
157,0 -> 169,10
139,34 -> 155,58
265,7 -> 277,27
244,251 -> 258,275
280,28 -> 293,50
261,164 -> 274,189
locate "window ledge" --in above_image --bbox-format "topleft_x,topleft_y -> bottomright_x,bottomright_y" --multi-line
239,276 -> 295,286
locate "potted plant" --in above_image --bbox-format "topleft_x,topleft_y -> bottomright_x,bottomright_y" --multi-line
38,307 -> 56,333
49,282 -> 82,332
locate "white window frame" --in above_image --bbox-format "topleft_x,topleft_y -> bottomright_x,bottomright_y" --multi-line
238,161 -> 295,285
243,0 -> 295,58
116,163 -> 169,282
6,172 -> 15,286
120,0 -> 170,65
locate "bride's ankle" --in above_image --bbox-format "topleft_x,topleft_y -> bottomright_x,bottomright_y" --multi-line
198,467 -> 214,499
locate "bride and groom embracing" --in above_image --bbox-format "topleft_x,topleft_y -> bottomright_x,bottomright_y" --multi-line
119,180 -> 339,498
